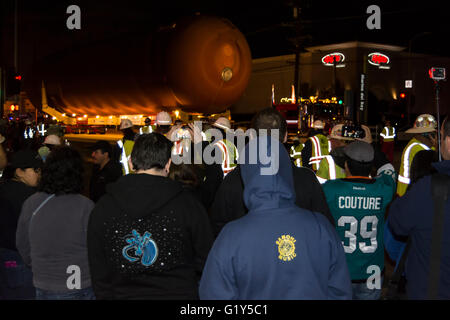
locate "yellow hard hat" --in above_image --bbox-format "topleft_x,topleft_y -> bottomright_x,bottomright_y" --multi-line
405,114 -> 437,133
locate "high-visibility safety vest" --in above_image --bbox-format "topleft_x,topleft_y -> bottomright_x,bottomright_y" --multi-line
308,134 -> 332,171
396,137 -> 431,196
214,139 -> 238,177
139,125 -> 154,135
117,139 -> 135,175
380,126 -> 396,142
316,155 -> 346,184
290,143 -> 305,167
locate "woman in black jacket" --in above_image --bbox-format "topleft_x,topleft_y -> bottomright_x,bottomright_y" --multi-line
0,149 -> 41,299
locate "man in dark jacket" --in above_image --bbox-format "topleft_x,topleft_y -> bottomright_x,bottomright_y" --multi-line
210,108 -> 334,237
385,116 -> 450,299
199,135 -> 352,299
87,133 -> 214,299
89,140 -> 122,202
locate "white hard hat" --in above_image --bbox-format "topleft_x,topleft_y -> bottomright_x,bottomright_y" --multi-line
329,124 -> 354,141
119,119 -> 133,130
44,134 -> 61,145
313,120 -> 324,129
156,111 -> 172,125
405,114 -> 437,134
213,117 -> 231,131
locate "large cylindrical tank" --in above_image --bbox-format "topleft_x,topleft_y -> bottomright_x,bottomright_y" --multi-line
25,15 -> 252,116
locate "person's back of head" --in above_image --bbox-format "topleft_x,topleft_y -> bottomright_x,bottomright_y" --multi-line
250,108 -> 287,143
121,128 -> 135,141
169,163 -> 199,187
343,141 -> 374,177
130,133 -> 172,173
38,146 -> 84,195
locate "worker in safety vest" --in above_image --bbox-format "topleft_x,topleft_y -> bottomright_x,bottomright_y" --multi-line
301,119 -> 331,172
211,117 -> 238,177
117,118 -> 136,175
316,123 -> 355,184
397,114 -> 437,197
289,137 -> 304,168
139,117 -> 155,135
380,119 -> 396,163
154,111 -> 173,138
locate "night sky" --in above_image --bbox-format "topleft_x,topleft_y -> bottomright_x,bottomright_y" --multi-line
1,0 -> 450,74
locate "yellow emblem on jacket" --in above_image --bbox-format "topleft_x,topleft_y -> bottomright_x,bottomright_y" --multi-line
276,235 -> 297,261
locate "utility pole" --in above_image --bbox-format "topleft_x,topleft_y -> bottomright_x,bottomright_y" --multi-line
14,0 -> 18,73
293,6 -> 301,104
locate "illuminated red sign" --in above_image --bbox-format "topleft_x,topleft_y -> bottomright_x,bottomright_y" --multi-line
322,53 -> 345,66
368,52 -> 390,66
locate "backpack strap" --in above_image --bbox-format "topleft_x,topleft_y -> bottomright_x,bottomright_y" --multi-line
427,173 -> 450,299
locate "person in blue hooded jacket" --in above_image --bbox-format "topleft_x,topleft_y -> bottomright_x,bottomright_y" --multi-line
199,135 -> 352,300
385,116 -> 450,299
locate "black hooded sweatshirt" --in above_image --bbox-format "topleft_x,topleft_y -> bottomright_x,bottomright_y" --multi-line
87,173 -> 214,300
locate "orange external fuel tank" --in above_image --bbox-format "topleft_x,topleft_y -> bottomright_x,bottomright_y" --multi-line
25,15 -> 252,116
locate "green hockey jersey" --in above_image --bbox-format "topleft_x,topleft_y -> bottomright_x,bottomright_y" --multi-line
322,165 -> 396,280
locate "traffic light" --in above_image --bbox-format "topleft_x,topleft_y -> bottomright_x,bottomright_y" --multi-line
399,93 -> 406,99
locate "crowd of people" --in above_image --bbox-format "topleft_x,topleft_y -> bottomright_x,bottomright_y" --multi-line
0,108 -> 449,300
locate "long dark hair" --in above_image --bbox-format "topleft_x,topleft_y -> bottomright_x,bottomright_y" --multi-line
38,146 -> 84,195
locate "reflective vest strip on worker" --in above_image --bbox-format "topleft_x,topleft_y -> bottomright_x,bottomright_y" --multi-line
117,140 -> 130,175
325,155 -> 337,180
290,145 -> 303,158
316,176 -> 328,184
309,136 -> 322,166
172,140 -> 183,155
216,141 -> 232,174
380,127 -> 396,141
397,142 -> 430,185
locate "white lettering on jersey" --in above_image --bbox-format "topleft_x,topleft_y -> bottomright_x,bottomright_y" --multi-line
338,196 -> 382,210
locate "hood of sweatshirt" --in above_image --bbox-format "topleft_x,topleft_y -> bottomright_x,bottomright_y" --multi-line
240,136 -> 296,212
105,173 -> 183,218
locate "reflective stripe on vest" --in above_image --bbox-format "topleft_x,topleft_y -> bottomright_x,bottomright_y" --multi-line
316,156 -> 337,184
139,126 -> 153,135
290,145 -> 303,158
325,155 -> 337,180
215,140 -> 236,175
117,140 -> 130,175
316,176 -> 328,184
397,142 -> 430,185
380,127 -> 396,141
309,136 -> 329,169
